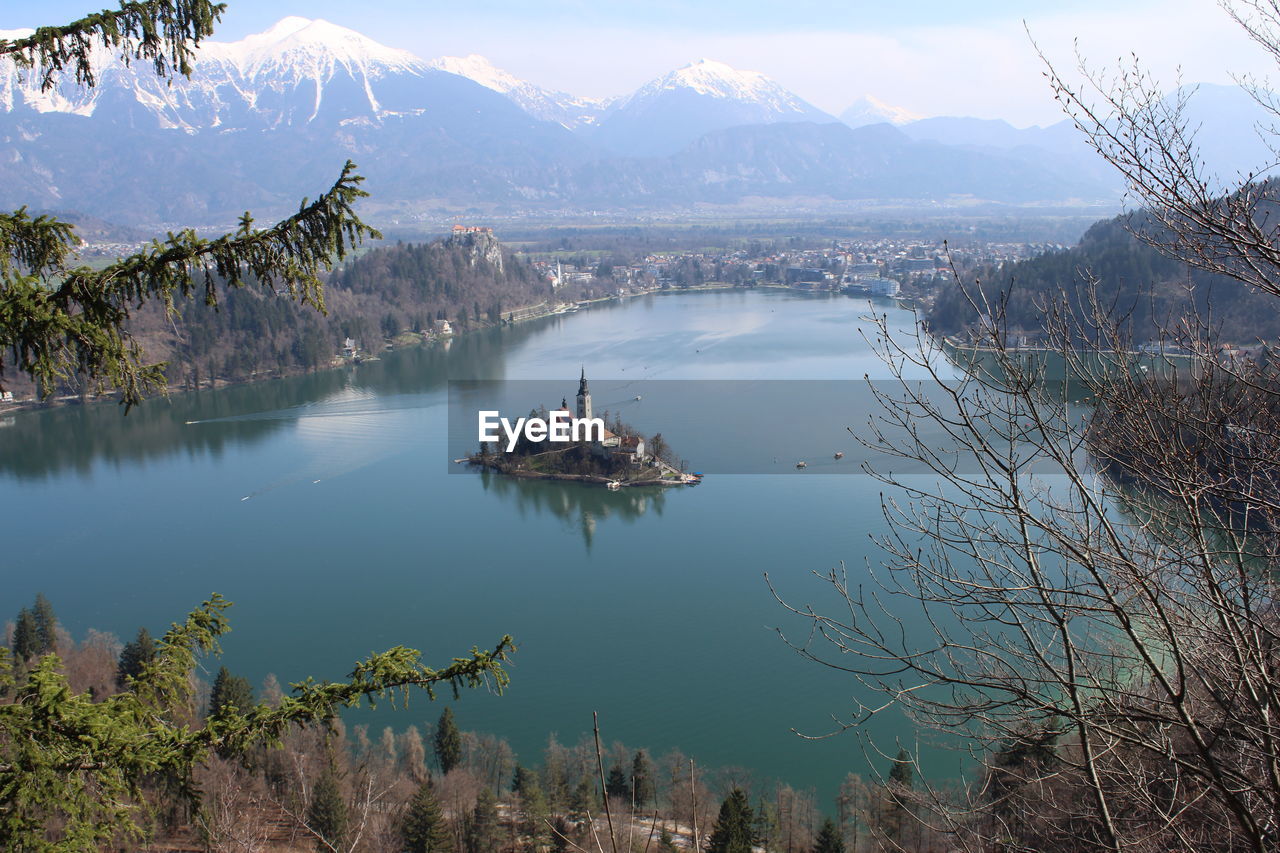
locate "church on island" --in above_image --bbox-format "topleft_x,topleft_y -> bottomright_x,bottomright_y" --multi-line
557,369 -> 647,464
470,369 -> 699,486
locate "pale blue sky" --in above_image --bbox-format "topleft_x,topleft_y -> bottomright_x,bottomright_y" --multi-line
10,1 -> 1271,126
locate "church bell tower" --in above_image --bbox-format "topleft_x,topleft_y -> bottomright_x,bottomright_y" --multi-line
576,367 -> 592,421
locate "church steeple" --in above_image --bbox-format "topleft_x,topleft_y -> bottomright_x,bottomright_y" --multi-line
575,367 -> 592,421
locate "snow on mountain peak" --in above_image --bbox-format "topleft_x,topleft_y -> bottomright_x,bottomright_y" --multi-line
840,95 -> 922,128
663,59 -> 778,99
255,16 -> 314,41
619,57 -> 821,120
428,55 -> 523,94
199,17 -> 424,79
427,53 -> 608,129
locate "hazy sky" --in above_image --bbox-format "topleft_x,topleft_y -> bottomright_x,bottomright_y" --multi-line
12,1 -> 1273,126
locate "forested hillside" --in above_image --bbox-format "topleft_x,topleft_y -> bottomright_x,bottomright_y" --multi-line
149,231 -> 554,390
928,214 -> 1280,345
5,231 -> 559,402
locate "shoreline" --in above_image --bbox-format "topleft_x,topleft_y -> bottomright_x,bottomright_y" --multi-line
466,455 -> 695,487
0,282 -> 870,417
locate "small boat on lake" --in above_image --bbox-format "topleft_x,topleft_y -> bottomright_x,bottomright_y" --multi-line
795,461 -> 807,469
834,452 -> 844,459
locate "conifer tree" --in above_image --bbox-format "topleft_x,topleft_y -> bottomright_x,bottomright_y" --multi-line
888,748 -> 914,789
605,763 -> 630,802
0,1 -> 380,408
11,607 -> 38,661
465,787 -> 500,853
307,762 -> 348,851
569,776 -> 598,824
208,665 -> 255,719
880,749 -> 915,844
401,779 -> 451,853
512,763 -> 536,796
706,787 -> 755,853
631,749 -> 655,809
31,593 -> 56,654
433,706 -> 461,775
519,775 -> 551,844
116,626 -> 156,687
811,817 -> 845,853
657,826 -> 678,852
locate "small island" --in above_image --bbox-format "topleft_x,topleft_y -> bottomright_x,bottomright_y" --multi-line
469,370 -> 698,487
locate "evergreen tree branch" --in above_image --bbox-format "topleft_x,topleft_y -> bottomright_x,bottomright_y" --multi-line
0,594 -> 515,849
0,161 -> 382,408
0,0 -> 226,90
0,209 -> 80,278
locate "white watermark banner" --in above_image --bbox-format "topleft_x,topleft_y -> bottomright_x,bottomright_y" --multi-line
447,379 -> 1090,476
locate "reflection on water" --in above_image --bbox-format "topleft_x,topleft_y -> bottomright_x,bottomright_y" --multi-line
0,317 -> 555,481
0,288 -> 954,806
478,467 -> 667,550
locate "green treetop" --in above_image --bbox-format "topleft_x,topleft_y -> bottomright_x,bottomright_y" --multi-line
569,775 -> 598,824
881,748 -> 915,843
512,763 -> 537,795
706,787 -> 755,853
811,817 -> 845,853
519,774 -> 551,842
433,705 -> 462,775
10,595 -> 56,663
464,787 -> 500,853
31,593 -> 56,654
306,760 -> 347,851
401,779 -> 451,852
605,763 -> 630,802
888,748 -> 914,788
116,626 -> 156,688
10,608 -> 38,662
631,749 -> 655,808
208,665 -> 255,719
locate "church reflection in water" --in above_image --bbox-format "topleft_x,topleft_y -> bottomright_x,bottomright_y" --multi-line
477,466 -> 668,550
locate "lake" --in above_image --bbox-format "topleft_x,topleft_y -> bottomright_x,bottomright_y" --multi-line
0,288 -> 962,804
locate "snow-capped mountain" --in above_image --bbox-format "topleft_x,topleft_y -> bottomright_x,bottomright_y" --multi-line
840,95 -> 921,128
1,16 -> 437,130
0,17 -> 591,221
630,59 -> 817,109
0,17 -> 1125,223
204,16 -> 424,81
590,59 -> 837,156
428,54 -> 607,129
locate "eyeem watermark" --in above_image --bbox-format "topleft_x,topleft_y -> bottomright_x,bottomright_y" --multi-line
478,410 -> 604,452
450,378 -> 1083,475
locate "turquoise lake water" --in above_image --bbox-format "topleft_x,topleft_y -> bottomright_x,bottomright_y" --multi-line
0,288 -> 966,804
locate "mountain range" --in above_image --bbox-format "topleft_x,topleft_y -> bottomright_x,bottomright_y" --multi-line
0,16 -> 1258,227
